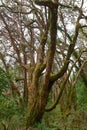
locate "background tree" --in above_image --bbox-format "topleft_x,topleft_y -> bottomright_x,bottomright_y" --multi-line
0,0 -> 87,129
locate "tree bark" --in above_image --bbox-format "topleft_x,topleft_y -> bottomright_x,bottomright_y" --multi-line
26,1 -> 58,127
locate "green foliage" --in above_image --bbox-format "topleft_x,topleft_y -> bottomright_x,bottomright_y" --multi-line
36,122 -> 58,130
0,67 -> 26,129
0,67 -> 87,130
41,99 -> 87,130
0,95 -> 26,130
76,77 -> 87,108
0,67 -> 10,94
7,66 -> 22,81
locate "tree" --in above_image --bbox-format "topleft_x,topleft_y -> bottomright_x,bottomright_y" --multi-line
0,0 -> 87,128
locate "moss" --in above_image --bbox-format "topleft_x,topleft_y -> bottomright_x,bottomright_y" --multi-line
33,64 -> 46,88
50,60 -> 69,82
50,73 -> 57,79
35,64 -> 45,76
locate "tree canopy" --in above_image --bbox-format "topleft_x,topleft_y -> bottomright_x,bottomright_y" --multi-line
0,0 -> 87,129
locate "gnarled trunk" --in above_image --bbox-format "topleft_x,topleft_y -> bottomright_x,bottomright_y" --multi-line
26,1 -> 58,127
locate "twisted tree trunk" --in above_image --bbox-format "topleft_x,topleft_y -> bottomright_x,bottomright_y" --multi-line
26,1 -> 58,127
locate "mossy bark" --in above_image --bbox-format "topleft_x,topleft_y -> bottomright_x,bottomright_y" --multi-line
26,2 -> 58,127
